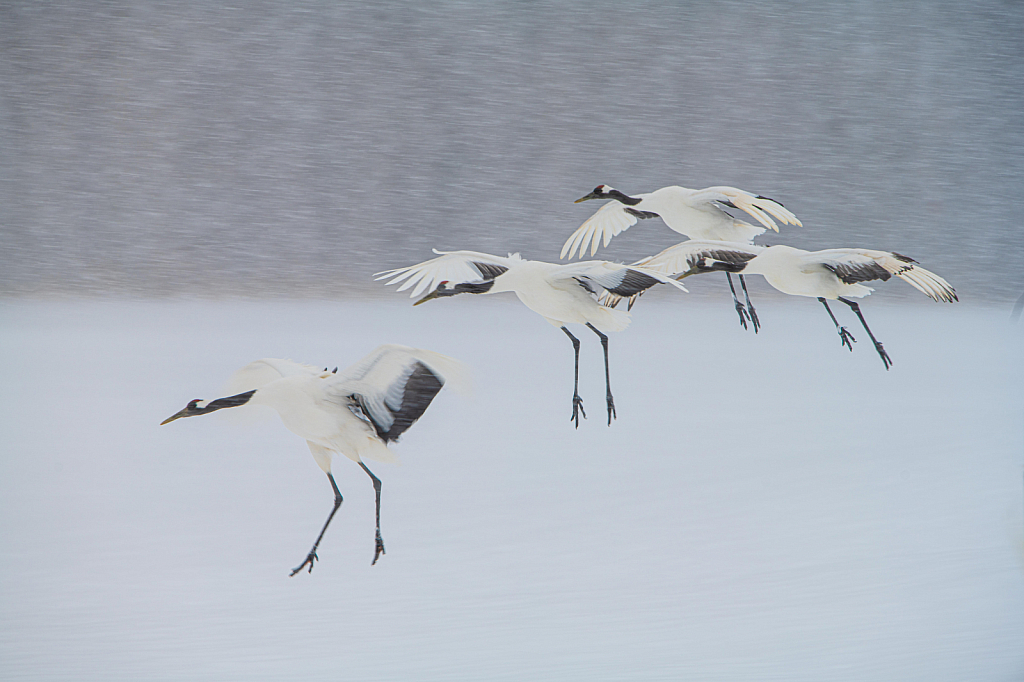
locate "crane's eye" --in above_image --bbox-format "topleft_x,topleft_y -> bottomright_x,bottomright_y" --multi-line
188,399 -> 203,408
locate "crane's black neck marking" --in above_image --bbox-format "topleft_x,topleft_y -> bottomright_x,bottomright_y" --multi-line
606,189 -> 642,206
197,390 -> 256,414
437,280 -> 496,297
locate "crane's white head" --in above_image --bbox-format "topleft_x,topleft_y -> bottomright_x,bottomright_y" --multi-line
574,185 -> 614,203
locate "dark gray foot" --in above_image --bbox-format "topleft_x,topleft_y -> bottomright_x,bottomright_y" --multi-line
874,342 -> 892,370
571,394 -> 586,429
371,531 -> 386,566
838,327 -> 856,351
605,394 -> 616,425
290,550 -> 318,577
747,304 -> 760,333
733,300 -> 750,330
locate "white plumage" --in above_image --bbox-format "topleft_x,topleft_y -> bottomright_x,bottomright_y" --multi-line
162,344 -> 467,574
376,249 -> 688,426
631,240 -> 958,368
563,185 -> 801,332
561,184 -> 802,260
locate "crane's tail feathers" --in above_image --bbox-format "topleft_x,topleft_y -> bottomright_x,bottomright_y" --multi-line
358,437 -> 400,465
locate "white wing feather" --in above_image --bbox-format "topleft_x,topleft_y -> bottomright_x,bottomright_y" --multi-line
375,250 -> 517,298
633,240 -> 765,276
809,249 -> 957,303
560,198 -> 649,260
222,358 -> 320,396
686,187 -> 801,232
326,344 -> 470,439
551,261 -> 689,294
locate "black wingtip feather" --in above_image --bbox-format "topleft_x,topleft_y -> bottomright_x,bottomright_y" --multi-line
606,269 -> 662,297
823,261 -> 891,284
472,262 -> 509,280
379,362 -> 445,443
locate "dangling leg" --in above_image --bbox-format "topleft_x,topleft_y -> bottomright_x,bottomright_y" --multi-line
359,461 -> 386,565
739,275 -> 760,333
838,297 -> 891,370
561,326 -> 586,428
818,297 -> 856,351
290,472 -> 343,576
726,273 -> 750,330
586,323 -> 616,425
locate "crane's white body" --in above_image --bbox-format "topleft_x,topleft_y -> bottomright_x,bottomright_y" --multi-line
219,346 -> 467,472
378,250 -> 690,427
490,259 -> 628,331
562,185 -> 802,259
377,250 -> 688,333
635,241 -> 957,303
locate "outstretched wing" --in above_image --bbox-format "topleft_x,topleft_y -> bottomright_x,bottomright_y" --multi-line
223,358 -> 321,395
552,261 -> 689,299
811,249 -> 957,303
633,240 -> 765,276
375,250 -> 517,298
328,345 -> 469,443
561,195 -> 654,261
686,186 -> 802,233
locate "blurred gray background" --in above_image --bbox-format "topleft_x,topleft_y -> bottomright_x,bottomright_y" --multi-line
2,1 -> 1022,300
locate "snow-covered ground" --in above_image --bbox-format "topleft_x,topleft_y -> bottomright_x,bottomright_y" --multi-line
1,296 -> 1021,681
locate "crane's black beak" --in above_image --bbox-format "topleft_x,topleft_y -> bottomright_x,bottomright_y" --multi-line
161,400 -> 203,425
674,266 -> 701,280
160,407 -> 190,425
574,191 -> 602,203
413,288 -> 442,306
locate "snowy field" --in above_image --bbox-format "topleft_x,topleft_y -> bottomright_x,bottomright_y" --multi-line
1,295 -> 1022,681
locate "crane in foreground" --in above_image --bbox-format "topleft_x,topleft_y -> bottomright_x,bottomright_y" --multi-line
564,184 -> 801,332
161,345 -> 467,574
376,250 -> 688,427
619,240 -> 957,369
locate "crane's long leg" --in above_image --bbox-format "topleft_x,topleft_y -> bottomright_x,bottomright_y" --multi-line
290,472 -> 343,576
818,297 -> 856,351
726,273 -> 750,331
359,461 -> 386,565
838,297 -> 892,370
739,275 -> 760,333
561,326 -> 586,428
586,323 -> 616,425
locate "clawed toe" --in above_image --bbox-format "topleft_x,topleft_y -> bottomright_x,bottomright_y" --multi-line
570,395 -> 586,429
734,302 -> 750,330
875,343 -> 892,370
371,534 -> 387,566
290,550 -> 318,577
839,327 -> 856,351
748,306 -> 760,333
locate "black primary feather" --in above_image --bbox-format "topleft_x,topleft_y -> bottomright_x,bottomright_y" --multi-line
624,208 -> 660,220
605,269 -> 661,297
822,261 -> 891,284
472,262 -> 509,280
378,362 -> 445,443
348,362 -> 446,444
